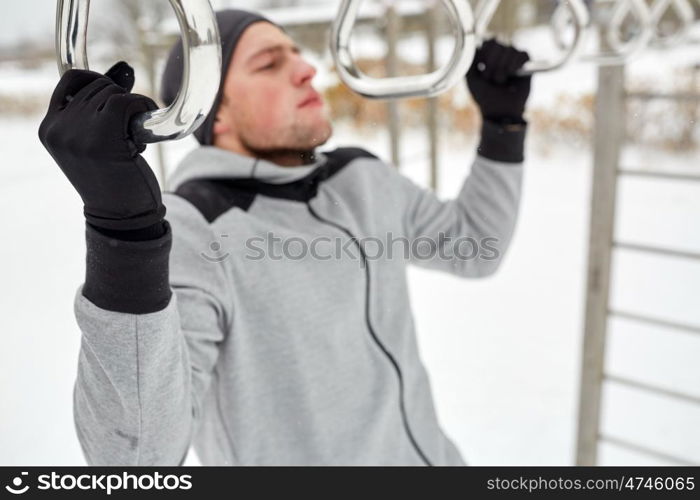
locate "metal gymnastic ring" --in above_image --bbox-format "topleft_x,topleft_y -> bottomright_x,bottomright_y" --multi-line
647,0 -> 695,47
475,0 -> 590,75
330,0 -> 476,100
592,0 -> 653,64
56,0 -> 222,143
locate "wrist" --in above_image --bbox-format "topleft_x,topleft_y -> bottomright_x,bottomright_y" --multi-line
82,219 -> 172,314
482,114 -> 526,126
90,220 -> 168,241
477,119 -> 527,163
84,203 -> 166,232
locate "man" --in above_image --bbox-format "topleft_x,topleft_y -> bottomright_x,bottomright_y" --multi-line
39,9 -> 531,466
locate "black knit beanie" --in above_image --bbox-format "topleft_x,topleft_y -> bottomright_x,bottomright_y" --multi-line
160,9 -> 274,145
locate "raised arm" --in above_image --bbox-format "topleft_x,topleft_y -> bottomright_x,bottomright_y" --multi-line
387,40 -> 532,278
39,63 -> 232,465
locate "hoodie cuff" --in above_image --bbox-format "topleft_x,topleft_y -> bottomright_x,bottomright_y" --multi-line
82,220 -> 173,314
477,119 -> 527,163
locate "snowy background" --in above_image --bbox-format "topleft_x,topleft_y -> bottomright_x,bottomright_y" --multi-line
1,0 -> 699,466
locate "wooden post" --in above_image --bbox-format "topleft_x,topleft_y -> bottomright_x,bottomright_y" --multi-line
679,64 -> 699,149
386,5 -> 402,168
489,0 -> 519,42
575,62 -> 626,466
425,2 -> 440,190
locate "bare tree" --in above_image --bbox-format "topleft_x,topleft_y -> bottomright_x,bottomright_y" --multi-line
92,0 -> 175,181
93,0 -> 172,96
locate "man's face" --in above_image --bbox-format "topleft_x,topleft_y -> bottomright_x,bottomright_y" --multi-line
213,22 -> 332,156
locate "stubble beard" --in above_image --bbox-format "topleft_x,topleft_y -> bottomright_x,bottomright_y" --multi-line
239,117 -> 333,164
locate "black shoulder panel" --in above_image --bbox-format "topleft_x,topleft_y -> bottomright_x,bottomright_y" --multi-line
173,179 -> 256,223
323,147 -> 377,168
169,147 -> 378,222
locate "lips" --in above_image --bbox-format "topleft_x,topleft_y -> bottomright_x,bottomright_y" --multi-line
298,92 -> 323,108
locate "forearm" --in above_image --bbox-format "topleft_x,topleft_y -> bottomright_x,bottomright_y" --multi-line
399,121 -> 525,277
453,144 -> 524,276
73,286 -> 193,466
73,222 -> 195,465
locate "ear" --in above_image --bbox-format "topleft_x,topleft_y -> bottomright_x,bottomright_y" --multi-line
212,108 -> 231,136
212,118 -> 230,136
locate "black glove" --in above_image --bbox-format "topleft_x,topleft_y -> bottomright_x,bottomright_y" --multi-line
38,61 -> 166,233
467,39 -> 532,124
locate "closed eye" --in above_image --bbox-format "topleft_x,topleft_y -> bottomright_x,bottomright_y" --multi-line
258,63 -> 275,71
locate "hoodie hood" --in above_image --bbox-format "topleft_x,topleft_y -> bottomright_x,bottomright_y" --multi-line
165,146 -> 328,192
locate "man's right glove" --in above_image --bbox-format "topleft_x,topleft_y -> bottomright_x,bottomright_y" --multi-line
38,61 -> 166,233
39,62 -> 172,315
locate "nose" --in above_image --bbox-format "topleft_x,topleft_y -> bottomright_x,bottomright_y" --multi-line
292,57 -> 317,87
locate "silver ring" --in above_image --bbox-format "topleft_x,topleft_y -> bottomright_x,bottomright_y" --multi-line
475,0 -> 590,75
581,0 -> 654,65
330,0 -> 476,100
56,0 -> 222,143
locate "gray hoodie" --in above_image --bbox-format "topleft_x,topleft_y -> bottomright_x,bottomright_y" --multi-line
72,132 -> 524,466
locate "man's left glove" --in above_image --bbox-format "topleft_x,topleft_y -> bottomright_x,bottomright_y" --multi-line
466,39 -> 532,162
467,39 -> 532,124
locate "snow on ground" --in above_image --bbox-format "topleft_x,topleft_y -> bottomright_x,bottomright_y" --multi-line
1,19 -> 699,466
